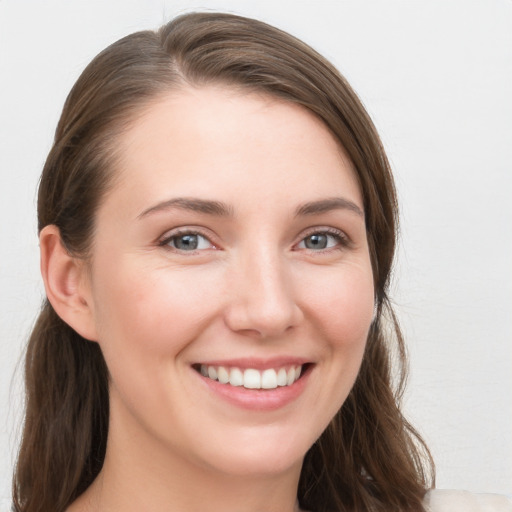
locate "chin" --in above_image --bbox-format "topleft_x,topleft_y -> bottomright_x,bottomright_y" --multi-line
190,425 -> 312,478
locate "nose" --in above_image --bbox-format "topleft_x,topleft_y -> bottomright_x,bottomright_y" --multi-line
224,249 -> 304,338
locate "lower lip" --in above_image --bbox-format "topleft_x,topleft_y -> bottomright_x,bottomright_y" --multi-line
196,366 -> 312,411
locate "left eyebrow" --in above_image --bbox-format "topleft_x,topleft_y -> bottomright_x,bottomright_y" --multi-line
294,197 -> 364,218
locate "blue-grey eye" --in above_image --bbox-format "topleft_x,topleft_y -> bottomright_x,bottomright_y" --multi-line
298,233 -> 339,250
168,233 -> 211,251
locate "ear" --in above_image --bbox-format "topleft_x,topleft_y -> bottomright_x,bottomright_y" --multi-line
40,225 -> 98,341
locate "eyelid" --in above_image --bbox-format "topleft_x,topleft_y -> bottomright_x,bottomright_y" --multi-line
294,226 -> 352,251
156,225 -> 352,253
158,227 -> 218,251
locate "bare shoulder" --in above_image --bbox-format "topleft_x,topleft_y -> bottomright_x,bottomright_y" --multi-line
424,489 -> 512,512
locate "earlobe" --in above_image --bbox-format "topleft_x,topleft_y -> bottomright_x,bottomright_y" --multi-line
40,225 -> 98,341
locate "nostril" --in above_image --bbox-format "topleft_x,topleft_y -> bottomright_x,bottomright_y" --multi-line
224,300 -> 304,338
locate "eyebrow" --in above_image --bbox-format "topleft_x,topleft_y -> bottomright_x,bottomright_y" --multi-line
138,197 -> 233,219
294,197 -> 364,218
138,195 -> 363,220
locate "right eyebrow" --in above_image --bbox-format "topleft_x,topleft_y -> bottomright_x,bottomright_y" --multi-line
137,197 -> 234,220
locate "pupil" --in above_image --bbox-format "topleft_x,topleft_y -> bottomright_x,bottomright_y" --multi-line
175,234 -> 198,250
306,234 -> 327,249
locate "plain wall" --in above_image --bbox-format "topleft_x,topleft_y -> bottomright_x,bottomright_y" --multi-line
1,0 -> 511,507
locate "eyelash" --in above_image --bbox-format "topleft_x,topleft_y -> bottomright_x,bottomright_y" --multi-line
295,227 -> 350,252
158,229 -> 214,252
158,227 -> 350,253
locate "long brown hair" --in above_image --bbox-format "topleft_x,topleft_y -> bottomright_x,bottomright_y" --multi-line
13,12 -> 434,512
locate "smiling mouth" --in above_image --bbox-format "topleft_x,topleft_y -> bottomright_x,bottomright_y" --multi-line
192,363 -> 311,390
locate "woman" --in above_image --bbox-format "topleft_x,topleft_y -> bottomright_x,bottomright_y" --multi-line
11,12 -> 510,512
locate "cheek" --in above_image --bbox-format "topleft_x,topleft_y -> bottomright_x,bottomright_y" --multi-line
300,261 -> 375,346
284,261 -> 374,443
302,260 -> 374,403
90,258 -> 223,360
89,259 -> 227,430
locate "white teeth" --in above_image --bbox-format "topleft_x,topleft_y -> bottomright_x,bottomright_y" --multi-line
217,366 -> 229,384
229,368 -> 243,387
243,369 -> 261,389
261,369 -> 277,389
277,368 -> 287,387
198,364 -> 304,389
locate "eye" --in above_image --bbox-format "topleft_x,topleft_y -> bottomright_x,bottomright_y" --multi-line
296,230 -> 346,251
161,231 -> 214,251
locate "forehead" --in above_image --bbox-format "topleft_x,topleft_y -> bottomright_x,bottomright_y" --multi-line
105,86 -> 362,214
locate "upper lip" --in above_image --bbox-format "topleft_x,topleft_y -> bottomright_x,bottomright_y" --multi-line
192,357 -> 311,370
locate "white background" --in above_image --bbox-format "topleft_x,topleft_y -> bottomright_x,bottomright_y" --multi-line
1,0 -> 511,507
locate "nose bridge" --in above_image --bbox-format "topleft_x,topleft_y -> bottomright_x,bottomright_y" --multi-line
226,242 -> 302,337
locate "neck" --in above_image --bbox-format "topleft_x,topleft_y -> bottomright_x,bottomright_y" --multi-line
68,403 -> 304,512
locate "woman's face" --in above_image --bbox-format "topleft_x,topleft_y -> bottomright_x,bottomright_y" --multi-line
83,86 -> 374,477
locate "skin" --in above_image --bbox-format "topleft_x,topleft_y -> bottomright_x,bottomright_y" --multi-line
43,86 -> 375,512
